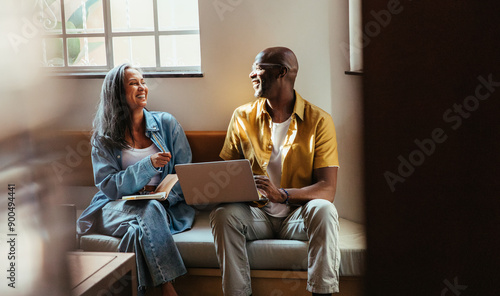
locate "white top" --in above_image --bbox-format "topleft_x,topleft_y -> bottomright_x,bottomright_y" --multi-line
122,143 -> 161,186
263,116 -> 292,217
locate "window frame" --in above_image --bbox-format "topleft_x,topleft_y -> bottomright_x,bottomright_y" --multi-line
344,0 -> 363,76
42,0 -> 202,77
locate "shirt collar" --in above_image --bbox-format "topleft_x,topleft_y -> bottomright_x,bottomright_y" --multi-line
293,91 -> 305,121
256,90 -> 305,121
143,109 -> 159,132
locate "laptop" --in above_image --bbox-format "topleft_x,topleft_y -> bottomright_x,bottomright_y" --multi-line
175,159 -> 266,205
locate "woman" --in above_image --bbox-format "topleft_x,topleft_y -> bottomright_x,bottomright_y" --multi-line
77,63 -> 195,296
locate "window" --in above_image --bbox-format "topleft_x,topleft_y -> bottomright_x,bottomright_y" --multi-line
348,0 -> 363,72
39,0 -> 201,75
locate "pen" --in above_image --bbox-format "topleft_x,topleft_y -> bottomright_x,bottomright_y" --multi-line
151,133 -> 167,153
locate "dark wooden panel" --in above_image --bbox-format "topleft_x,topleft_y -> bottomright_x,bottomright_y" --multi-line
362,0 -> 500,295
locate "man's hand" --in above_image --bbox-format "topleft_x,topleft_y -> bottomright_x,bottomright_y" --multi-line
151,152 -> 172,168
253,167 -> 338,205
254,175 -> 287,203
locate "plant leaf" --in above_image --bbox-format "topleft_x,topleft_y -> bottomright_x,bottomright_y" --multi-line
67,0 -> 99,29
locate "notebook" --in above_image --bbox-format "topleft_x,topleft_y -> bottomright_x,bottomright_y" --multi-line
122,174 -> 178,201
175,159 -> 266,205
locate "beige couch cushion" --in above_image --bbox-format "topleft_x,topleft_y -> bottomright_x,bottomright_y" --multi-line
80,211 -> 366,276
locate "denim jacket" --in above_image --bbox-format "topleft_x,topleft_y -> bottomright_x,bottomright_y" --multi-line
77,109 -> 195,235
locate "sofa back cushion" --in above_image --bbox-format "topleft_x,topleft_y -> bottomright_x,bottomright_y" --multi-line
186,131 -> 226,163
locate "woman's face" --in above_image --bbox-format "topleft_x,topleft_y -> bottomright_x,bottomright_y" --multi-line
124,68 -> 148,111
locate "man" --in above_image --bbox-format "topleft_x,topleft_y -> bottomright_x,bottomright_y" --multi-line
210,47 -> 340,296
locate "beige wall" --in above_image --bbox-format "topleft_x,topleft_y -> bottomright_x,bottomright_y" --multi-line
50,0 -> 364,223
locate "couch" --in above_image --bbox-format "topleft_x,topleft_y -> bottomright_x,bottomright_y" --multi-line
39,131 -> 366,296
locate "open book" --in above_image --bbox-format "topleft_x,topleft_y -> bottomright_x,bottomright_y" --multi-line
122,174 -> 178,201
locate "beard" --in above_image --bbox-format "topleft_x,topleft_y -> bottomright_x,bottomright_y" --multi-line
253,79 -> 271,98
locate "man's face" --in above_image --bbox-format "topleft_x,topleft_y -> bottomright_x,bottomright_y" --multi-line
249,53 -> 282,98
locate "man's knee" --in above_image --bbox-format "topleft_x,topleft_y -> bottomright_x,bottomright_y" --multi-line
305,199 -> 338,222
209,203 -> 247,228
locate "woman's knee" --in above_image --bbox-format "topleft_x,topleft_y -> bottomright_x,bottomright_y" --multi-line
136,200 -> 167,217
117,222 -> 141,252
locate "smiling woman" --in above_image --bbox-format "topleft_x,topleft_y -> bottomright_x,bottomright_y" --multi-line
124,68 -> 149,112
78,63 -> 195,295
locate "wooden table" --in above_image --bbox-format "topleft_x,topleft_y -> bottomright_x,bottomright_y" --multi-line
67,252 -> 137,296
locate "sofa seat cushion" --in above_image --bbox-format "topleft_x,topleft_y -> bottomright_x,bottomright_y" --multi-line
80,234 -> 121,252
173,211 -> 366,276
79,210 -> 366,276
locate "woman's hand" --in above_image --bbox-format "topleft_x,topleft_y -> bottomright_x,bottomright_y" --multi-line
151,152 -> 172,168
253,175 -> 287,203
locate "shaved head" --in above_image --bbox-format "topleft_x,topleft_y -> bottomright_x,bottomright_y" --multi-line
255,47 -> 299,85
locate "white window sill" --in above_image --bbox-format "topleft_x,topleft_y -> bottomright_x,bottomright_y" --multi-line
46,71 -> 204,79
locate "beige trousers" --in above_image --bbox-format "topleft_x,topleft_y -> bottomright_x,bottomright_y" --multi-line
209,199 -> 340,296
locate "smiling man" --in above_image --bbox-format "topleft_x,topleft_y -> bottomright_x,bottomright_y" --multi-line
210,47 -> 341,296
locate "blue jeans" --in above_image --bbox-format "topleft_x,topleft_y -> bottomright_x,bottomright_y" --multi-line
97,200 -> 186,291
210,199 -> 340,296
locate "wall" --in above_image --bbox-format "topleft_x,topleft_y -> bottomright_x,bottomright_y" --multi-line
49,0 -> 364,223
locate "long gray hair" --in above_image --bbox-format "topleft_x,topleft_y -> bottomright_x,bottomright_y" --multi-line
91,63 -> 141,150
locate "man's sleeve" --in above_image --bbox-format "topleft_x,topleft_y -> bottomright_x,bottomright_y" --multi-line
313,115 -> 340,169
220,110 -> 243,160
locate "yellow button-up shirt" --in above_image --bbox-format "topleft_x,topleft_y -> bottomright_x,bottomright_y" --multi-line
220,91 -> 339,189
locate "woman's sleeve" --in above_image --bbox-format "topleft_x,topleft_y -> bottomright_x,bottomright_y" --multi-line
167,120 -> 192,206
171,120 -> 192,166
92,143 -> 160,200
